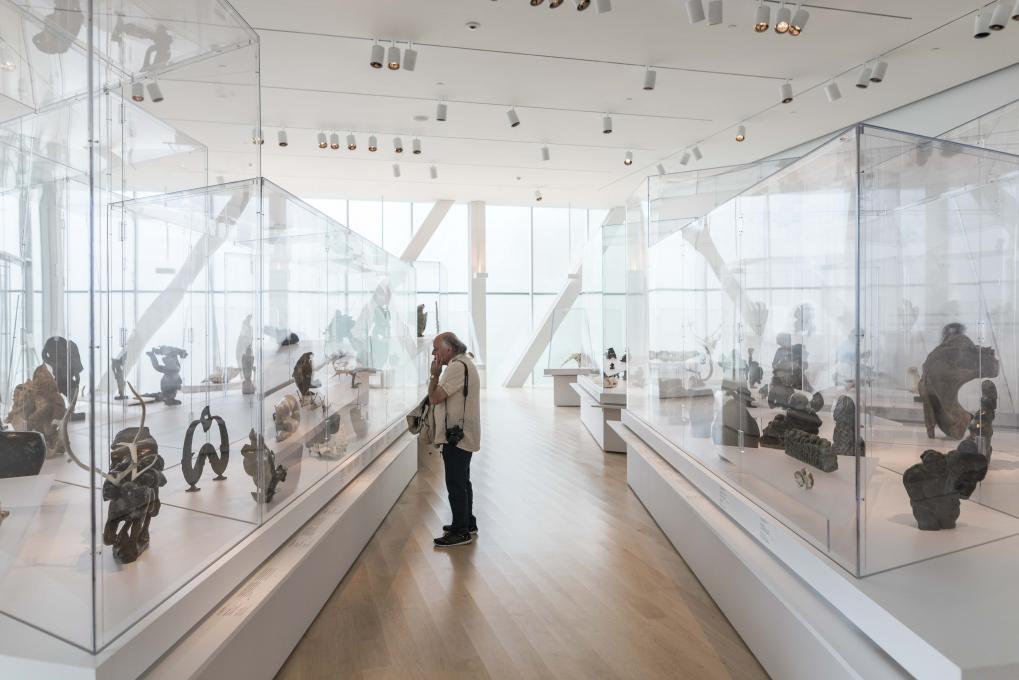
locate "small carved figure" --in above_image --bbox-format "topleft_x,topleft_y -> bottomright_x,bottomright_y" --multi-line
241,344 -> 256,395
202,367 -> 240,385
41,336 -> 83,400
241,429 -> 287,503
112,350 -> 128,400
794,467 -> 814,490
945,439 -> 988,499
965,379 -> 997,460
918,324 -> 999,439
273,394 -> 302,442
281,332 -> 300,347
766,332 -> 813,405
784,430 -> 836,473
903,449 -> 961,531
713,385 -> 760,448
561,353 -> 588,368
5,365 -> 66,456
181,406 -> 230,492
417,304 -> 428,337
831,395 -> 865,457
293,352 -> 315,398
785,393 -> 822,435
0,430 -> 47,478
146,345 -> 188,405
760,413 -> 791,449
236,314 -> 254,370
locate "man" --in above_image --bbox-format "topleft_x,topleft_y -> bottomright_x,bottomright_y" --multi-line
428,332 -> 481,547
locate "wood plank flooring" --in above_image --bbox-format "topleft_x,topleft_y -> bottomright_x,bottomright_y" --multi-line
275,388 -> 769,680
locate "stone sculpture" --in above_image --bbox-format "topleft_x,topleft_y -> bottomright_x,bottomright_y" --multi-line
946,439 -> 988,499
241,429 -> 287,503
41,336 -> 83,400
760,413 -> 792,449
241,344 -> 256,395
236,314 -> 254,370
965,379 -> 997,460
5,365 -> 65,456
293,352 -> 315,400
273,394 -> 302,442
0,430 -> 47,478
712,384 -> 760,448
831,395 -> 864,457
112,350 -> 128,400
281,332 -> 300,347
417,304 -> 428,338
761,392 -> 821,449
763,332 -> 813,408
903,450 -> 961,531
918,325 -> 999,439
146,345 -> 188,405
181,406 -> 230,492
784,430 -> 837,473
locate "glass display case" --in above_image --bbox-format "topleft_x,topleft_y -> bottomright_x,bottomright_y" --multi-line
415,260 -> 447,339
941,97 -> 1019,156
0,0 -> 419,659
546,307 -> 596,372
577,213 -> 627,393
629,124 -> 1019,577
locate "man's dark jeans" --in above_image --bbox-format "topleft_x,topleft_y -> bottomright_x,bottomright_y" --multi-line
441,443 -> 476,533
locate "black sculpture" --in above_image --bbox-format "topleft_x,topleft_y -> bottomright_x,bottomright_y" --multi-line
0,431 -> 46,478
918,325 -> 999,439
784,430 -> 837,473
762,333 -> 813,408
241,429 -> 287,503
281,332 -> 300,347
946,439 -> 988,499
42,336 -> 84,420
761,392 -> 821,449
146,345 -> 188,405
181,406 -> 230,492
965,379 -> 997,460
831,395 -> 864,457
761,413 -> 791,449
713,383 -> 760,448
903,449 -> 961,531
293,352 -> 315,398
241,344 -> 256,395
111,351 -> 128,400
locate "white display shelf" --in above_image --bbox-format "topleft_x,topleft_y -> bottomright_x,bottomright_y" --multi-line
577,373 -> 627,406
572,377 -> 626,453
543,367 -> 597,407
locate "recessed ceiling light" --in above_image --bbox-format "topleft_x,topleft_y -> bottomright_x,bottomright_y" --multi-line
465,21 -> 481,30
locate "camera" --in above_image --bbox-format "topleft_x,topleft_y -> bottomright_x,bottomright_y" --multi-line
446,425 -> 465,447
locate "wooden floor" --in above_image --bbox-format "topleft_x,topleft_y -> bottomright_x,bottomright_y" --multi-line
276,388 -> 769,680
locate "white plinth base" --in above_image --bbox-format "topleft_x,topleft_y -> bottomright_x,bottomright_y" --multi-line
571,382 -> 625,453
543,369 -> 594,406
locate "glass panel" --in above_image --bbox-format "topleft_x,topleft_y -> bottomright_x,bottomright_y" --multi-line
533,207 -> 571,293
485,205 -> 531,294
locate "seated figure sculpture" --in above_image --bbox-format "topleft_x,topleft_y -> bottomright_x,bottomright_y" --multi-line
918,324 -> 999,440
5,365 -> 66,456
903,449 -> 961,531
146,345 -> 188,405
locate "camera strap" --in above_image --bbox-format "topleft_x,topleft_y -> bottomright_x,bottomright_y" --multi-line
443,358 -> 469,433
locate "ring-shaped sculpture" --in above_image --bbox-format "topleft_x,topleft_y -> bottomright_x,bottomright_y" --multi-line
181,406 -> 230,492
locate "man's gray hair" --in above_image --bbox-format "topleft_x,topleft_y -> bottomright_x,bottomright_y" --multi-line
438,332 -> 468,355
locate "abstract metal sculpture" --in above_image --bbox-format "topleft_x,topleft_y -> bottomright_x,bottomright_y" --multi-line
241,429 -> 287,503
146,345 -> 188,405
181,406 -> 230,492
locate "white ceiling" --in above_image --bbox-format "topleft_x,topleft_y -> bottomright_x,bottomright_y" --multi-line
189,0 -> 1019,207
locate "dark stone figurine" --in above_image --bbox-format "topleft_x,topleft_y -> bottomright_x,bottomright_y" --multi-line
946,439 -> 988,499
241,344 -> 256,395
281,333 -> 300,347
181,406 -> 230,492
241,429 -> 287,503
0,431 -> 47,478
293,352 -> 315,397
146,345 -> 188,405
831,395 -> 865,457
784,430 -> 837,473
761,413 -> 792,449
42,336 -> 84,421
918,325 -> 999,439
903,450 -> 961,531
965,380 -> 997,460
713,385 -> 760,448
112,351 -> 128,400
417,304 -> 428,338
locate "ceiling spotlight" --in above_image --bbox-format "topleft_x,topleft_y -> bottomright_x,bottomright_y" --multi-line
974,11 -> 991,38
1012,0 -> 1019,21
603,114 -> 613,134
387,42 -> 401,70
403,44 -> 418,71
541,146 -> 551,161
531,0 -> 544,5
624,151 -> 633,166
507,108 -> 521,128
686,0 -> 705,24
252,128 -> 264,145
131,81 -> 144,102
596,0 -> 612,13
656,163 -> 666,175
370,42 -> 384,69
643,67 -> 657,91
413,138 -> 422,155
347,133 -> 357,150
549,0 -> 564,7
735,124 -> 746,142
329,133 -> 340,150
870,60 -> 888,83
856,65 -> 872,88
707,0 -> 723,26
368,135 -> 378,152
393,137 -> 403,153
277,129 -> 288,147
575,0 -> 591,9
393,164 -> 401,178
780,81 -> 793,103
775,2 -> 791,33
754,0 -> 769,31
436,102 -> 448,122
789,4 -> 809,35
430,166 -> 438,180
824,80 -> 842,102
679,150 -> 691,165
535,190 -> 543,202
318,132 -> 328,149
146,80 -> 163,103
990,2 -> 1010,29
691,145 -> 702,161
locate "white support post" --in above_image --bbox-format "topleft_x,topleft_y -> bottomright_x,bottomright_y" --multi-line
468,200 -> 487,387
400,199 -> 453,262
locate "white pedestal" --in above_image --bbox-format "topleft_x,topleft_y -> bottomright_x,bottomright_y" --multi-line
543,368 -> 596,407
572,375 -> 627,453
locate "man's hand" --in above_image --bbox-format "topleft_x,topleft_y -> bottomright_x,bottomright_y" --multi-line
430,356 -> 442,378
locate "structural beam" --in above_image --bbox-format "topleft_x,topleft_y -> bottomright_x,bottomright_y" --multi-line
468,200 -> 487,387
400,199 -> 454,262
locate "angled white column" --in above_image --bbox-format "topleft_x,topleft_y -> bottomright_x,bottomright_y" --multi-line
400,199 -> 453,262
468,200 -> 487,387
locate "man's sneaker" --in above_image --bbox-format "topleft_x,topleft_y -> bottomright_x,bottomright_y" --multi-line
443,524 -> 478,535
434,531 -> 473,547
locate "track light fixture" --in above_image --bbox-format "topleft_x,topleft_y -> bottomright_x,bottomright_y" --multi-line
131,81 -> 144,102
775,2 -> 791,33
387,42 -> 401,70
685,0 -> 705,24
436,101 -> 448,122
603,114 -> 613,134
251,128 -> 264,145
531,0 -> 544,5
575,0 -> 591,9
657,163 -> 666,176
370,41 -> 384,69
368,135 -> 378,152
541,146 -> 551,161
347,134 -> 357,151
707,0 -> 722,26
691,145 -> 702,161
329,133 -> 340,150
549,0 -> 564,7
277,129 -> 288,147
393,164 -> 401,178
870,60 -> 888,83
780,81 -> 793,103
679,150 -> 691,166
974,11 -> 991,38
392,137 -> 403,153
318,132 -> 328,149
535,190 -> 543,202
507,108 -> 521,128
624,151 -> 633,166
430,166 -> 438,180
856,65 -> 872,88
643,67 -> 657,91
1012,0 -> 1019,21
596,0 -> 612,13
754,1 -> 769,31
789,4 -> 809,35
413,138 -> 422,155
403,44 -> 418,71
990,2 -> 1010,29
824,80 -> 842,102
735,124 -> 746,142
146,80 -> 163,103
